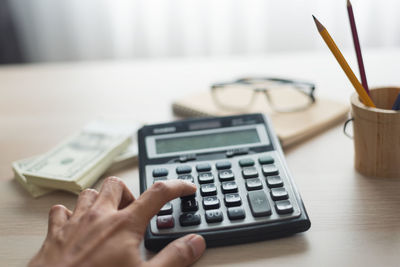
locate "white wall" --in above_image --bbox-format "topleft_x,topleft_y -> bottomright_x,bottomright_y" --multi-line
10,0 -> 400,62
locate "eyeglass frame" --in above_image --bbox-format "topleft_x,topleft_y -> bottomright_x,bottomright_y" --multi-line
211,77 -> 316,113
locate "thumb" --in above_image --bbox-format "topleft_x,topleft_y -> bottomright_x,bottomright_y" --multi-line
148,234 -> 206,267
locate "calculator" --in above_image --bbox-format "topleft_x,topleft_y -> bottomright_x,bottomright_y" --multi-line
138,113 -> 310,251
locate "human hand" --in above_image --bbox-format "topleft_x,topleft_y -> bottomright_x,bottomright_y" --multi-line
28,177 -> 206,267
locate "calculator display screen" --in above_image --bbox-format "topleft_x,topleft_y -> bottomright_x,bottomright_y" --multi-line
155,129 -> 260,154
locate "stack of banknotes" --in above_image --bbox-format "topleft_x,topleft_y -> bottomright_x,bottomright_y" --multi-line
12,120 -> 139,198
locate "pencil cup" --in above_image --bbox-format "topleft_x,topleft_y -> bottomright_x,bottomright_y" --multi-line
351,87 -> 400,178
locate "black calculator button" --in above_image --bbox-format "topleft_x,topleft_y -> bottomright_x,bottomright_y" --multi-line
196,163 -> 211,172
178,174 -> 194,183
266,175 -> 284,188
262,165 -> 279,176
200,184 -> 217,196
198,172 -> 214,184
176,165 -> 192,174
270,187 -> 289,200
205,210 -> 223,223
216,161 -> 232,170
221,181 -> 238,194
153,168 -> 168,177
242,167 -> 259,178
245,178 -> 263,191
153,177 -> 167,183
181,198 -> 198,212
202,196 -> 220,210
157,215 -> 174,229
224,193 -> 242,207
227,207 -> 246,220
179,213 -> 201,226
239,158 -> 255,167
258,155 -> 275,165
180,192 -> 197,199
275,200 -> 294,214
218,169 -> 234,181
247,190 -> 272,217
158,202 -> 173,215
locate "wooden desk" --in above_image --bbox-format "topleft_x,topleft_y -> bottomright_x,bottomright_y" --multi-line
1,50 -> 400,266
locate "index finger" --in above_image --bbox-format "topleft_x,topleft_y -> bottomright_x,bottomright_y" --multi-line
127,180 -> 196,227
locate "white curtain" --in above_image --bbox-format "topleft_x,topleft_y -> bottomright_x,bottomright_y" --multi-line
9,0 -> 400,62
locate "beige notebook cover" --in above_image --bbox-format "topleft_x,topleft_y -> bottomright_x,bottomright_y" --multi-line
172,90 -> 349,148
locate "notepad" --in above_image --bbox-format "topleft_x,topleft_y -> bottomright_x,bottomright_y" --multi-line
172,90 -> 349,148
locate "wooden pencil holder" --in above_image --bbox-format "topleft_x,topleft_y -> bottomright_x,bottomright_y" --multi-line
351,87 -> 400,178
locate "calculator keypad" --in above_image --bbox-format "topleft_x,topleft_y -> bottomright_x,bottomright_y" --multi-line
147,152 -> 301,234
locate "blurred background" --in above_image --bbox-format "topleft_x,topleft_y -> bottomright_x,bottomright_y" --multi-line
1,0 -> 400,64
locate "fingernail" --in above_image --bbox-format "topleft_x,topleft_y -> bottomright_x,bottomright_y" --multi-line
186,234 -> 206,258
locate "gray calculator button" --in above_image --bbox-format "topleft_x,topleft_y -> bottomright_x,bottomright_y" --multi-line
196,163 -> 211,172
216,161 -> 231,170
158,202 -> 173,215
153,168 -> 168,177
221,181 -> 238,193
262,165 -> 279,176
275,200 -> 294,214
198,172 -> 214,184
200,184 -> 217,196
176,165 -> 192,174
224,193 -> 241,207
242,167 -> 259,178
218,169 -> 234,181
270,187 -> 289,200
258,155 -> 275,165
202,196 -> 220,210
205,209 -> 223,223
245,178 -> 263,191
179,213 -> 201,226
247,190 -> 271,217
153,177 -> 167,184
178,174 -> 194,183
239,158 -> 255,167
227,207 -> 245,220
266,175 -> 284,188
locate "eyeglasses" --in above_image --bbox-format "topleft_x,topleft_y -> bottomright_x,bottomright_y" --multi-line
211,77 -> 316,113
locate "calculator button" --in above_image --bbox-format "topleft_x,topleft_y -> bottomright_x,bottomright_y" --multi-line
242,167 -> 259,178
258,155 -> 275,165
178,174 -> 194,183
218,169 -> 234,181
198,172 -> 214,184
275,200 -> 294,214
180,192 -> 197,199
216,161 -> 232,170
181,198 -> 199,212
266,175 -> 284,188
196,163 -> 211,172
158,202 -> 173,215
262,165 -> 279,176
179,213 -> 201,226
153,168 -> 168,177
270,187 -> 289,200
202,196 -> 220,210
176,165 -> 192,174
227,207 -> 246,220
205,210 -> 223,223
245,178 -> 263,191
224,193 -> 242,207
247,190 -> 272,217
239,158 -> 255,167
153,177 -> 167,183
221,181 -> 238,193
200,184 -> 217,196
157,215 -> 174,229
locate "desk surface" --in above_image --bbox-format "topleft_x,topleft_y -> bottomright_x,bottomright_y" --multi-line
1,49 -> 400,266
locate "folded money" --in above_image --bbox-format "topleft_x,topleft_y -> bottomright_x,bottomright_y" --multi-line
18,120 -> 137,195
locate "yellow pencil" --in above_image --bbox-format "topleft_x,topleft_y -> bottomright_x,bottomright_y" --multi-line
312,15 -> 375,107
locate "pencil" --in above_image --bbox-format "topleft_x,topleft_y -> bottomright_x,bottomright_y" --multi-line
392,93 -> 400,110
347,0 -> 369,95
312,15 -> 375,107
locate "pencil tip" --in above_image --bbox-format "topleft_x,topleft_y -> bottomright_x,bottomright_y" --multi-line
312,15 -> 324,31
347,0 -> 351,7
